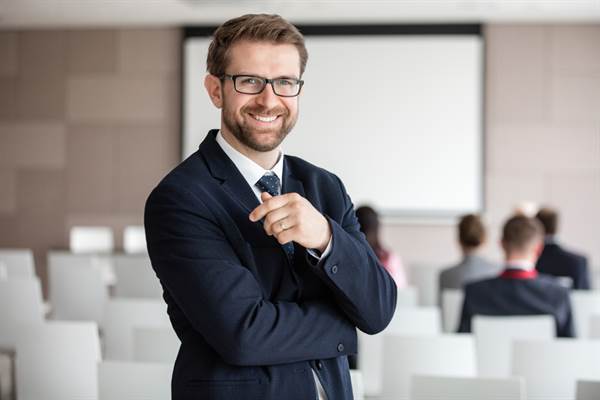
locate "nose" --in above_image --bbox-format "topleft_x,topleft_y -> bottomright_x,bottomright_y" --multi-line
254,82 -> 280,109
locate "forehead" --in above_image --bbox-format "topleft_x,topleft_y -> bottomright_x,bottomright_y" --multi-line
225,40 -> 301,77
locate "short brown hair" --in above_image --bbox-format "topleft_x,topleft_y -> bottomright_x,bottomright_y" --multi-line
502,215 -> 544,253
206,14 -> 308,77
458,214 -> 486,249
535,207 -> 558,235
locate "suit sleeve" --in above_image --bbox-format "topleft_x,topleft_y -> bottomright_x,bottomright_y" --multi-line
307,175 -> 397,335
575,257 -> 591,290
556,290 -> 575,338
145,183 -> 357,367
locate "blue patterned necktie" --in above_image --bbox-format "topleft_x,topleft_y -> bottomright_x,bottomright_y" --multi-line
256,173 -> 295,264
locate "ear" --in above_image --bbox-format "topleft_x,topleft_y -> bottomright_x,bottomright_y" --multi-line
204,74 -> 223,109
532,240 -> 544,260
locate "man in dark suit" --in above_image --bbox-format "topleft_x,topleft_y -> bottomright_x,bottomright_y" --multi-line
535,207 -> 591,290
144,14 -> 396,400
458,215 -> 574,337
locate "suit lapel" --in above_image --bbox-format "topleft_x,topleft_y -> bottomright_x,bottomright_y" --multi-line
199,130 -> 260,215
282,157 -> 306,198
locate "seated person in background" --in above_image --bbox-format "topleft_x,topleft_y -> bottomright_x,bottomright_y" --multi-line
535,207 -> 591,290
356,205 -> 407,288
438,214 -> 500,303
458,215 -> 574,337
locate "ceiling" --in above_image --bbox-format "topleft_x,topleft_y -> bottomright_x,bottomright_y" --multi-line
1,0 -> 599,29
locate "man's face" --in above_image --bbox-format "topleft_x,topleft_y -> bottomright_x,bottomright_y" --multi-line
219,41 -> 301,152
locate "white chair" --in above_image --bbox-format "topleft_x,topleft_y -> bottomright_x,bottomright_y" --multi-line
0,249 -> 35,279
441,289 -> 464,333
590,314 -> 600,338
359,307 -> 441,397
473,315 -> 554,377
411,375 -> 525,400
396,285 -> 418,308
382,334 -> 476,400
102,299 -> 170,360
387,307 -> 441,335
350,369 -> 364,400
133,326 -> 180,364
576,380 -> 600,400
98,361 -> 171,400
112,254 -> 162,298
0,278 -> 45,349
48,251 -> 115,285
570,290 -> 600,338
408,264 -> 445,306
512,339 -> 600,400
70,226 -> 114,254
48,256 -> 108,323
123,225 -> 147,254
15,321 -> 101,400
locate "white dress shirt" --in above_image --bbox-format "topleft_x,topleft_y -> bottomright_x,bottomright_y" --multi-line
216,131 -> 328,400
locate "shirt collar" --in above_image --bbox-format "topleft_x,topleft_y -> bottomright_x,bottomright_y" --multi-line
505,259 -> 535,271
216,130 -> 284,189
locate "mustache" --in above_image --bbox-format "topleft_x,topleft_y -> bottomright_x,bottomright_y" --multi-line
243,105 -> 288,117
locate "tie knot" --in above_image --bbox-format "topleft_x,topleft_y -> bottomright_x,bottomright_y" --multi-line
256,173 -> 281,197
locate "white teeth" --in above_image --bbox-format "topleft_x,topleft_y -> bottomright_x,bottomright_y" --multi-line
252,114 -> 277,122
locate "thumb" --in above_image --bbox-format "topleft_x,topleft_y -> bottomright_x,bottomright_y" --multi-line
261,192 -> 272,202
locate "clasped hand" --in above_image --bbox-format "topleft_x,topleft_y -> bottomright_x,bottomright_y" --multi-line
249,192 -> 331,253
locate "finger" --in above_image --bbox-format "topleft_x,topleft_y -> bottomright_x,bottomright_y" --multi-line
249,194 -> 289,222
263,208 -> 292,235
274,226 -> 298,245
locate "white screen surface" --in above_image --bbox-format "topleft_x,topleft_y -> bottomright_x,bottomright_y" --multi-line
183,33 -> 483,217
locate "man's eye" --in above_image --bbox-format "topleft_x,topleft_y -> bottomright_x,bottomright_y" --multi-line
277,79 -> 294,86
241,77 -> 260,85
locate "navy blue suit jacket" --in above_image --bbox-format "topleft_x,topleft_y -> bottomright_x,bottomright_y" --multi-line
457,270 -> 575,337
536,243 -> 591,290
144,130 -> 397,400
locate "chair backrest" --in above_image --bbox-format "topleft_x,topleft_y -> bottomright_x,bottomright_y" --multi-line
408,264 -> 445,306
112,254 -> 162,298
123,225 -> 147,254
48,256 -> 108,323
382,334 -> 476,400
473,315 -> 554,377
512,339 -> 600,400
133,326 -> 180,364
570,290 -> 600,338
70,226 -> 114,254
0,249 -> 35,279
576,380 -> 600,400
350,369 -> 365,400
387,307 -> 441,336
16,321 -> 101,400
590,315 -> 600,339
411,375 -> 525,400
0,278 -> 45,348
359,307 -> 442,396
102,298 -> 170,360
396,286 -> 418,308
98,361 -> 171,400
441,289 -> 464,333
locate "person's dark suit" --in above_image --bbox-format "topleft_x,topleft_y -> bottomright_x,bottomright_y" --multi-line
144,130 -> 397,400
457,269 -> 574,337
536,242 -> 591,290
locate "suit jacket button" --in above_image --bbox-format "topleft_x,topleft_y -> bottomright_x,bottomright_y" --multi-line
331,265 -> 338,274
337,343 -> 344,352
317,361 -> 323,369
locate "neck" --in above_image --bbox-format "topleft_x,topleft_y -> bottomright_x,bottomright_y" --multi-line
505,253 -> 536,268
220,129 -> 280,170
462,247 -> 478,257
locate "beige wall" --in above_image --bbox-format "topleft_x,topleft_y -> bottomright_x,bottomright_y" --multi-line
0,24 -> 598,294
0,29 -> 181,294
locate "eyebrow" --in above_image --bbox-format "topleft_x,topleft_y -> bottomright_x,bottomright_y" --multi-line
233,72 -> 300,80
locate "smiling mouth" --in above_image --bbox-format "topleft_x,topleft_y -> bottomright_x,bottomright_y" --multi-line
249,113 -> 280,123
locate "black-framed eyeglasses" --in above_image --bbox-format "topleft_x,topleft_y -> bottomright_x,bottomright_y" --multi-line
221,74 -> 304,97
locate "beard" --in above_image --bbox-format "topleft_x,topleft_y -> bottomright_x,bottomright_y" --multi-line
222,101 -> 298,153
